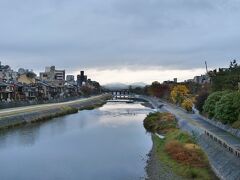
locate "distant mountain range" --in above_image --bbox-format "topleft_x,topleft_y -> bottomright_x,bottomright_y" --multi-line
102,82 -> 147,90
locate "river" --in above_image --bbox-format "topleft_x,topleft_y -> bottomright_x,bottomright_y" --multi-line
0,102 -> 153,180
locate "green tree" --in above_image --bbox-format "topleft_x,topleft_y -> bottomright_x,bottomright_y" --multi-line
214,92 -> 240,124
203,91 -> 229,118
210,60 -> 240,91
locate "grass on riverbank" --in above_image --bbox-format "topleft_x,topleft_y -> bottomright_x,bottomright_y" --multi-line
31,106 -> 79,123
0,106 -> 79,129
144,112 -> 217,179
78,102 -> 105,111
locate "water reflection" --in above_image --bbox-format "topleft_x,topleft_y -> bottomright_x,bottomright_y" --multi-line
99,102 -> 153,126
0,102 -> 152,180
0,124 -> 41,148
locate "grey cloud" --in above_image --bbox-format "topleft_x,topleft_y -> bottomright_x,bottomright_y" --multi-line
0,0 -> 240,71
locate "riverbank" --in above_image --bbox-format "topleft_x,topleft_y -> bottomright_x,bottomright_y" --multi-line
146,135 -> 182,180
0,94 -> 111,130
144,112 -> 217,180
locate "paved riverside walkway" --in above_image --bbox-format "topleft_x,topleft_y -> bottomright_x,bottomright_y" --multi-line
0,94 -> 109,119
138,95 -> 240,154
162,101 -> 240,150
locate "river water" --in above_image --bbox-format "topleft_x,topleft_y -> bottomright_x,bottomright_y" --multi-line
0,102 -> 153,180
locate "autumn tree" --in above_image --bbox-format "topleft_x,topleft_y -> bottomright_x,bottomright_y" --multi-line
182,99 -> 193,112
170,85 -> 189,105
80,86 -> 92,96
147,81 -> 171,99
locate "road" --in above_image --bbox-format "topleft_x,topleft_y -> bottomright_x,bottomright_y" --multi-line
0,95 -> 107,118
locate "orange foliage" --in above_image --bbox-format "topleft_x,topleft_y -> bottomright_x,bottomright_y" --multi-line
160,112 -> 175,122
164,140 -> 207,167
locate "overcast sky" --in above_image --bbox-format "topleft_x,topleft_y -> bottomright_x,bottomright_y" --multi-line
0,0 -> 240,84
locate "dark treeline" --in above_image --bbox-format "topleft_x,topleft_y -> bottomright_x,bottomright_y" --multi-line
210,60 -> 240,91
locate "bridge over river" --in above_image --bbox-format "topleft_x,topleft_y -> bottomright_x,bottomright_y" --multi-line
106,91 -> 161,109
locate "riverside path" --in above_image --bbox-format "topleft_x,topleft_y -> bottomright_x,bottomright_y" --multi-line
0,94 -> 110,118
154,97 -> 240,159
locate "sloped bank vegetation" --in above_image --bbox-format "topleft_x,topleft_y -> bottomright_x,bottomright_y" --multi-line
30,106 -> 79,124
0,106 -> 79,130
144,112 -> 217,180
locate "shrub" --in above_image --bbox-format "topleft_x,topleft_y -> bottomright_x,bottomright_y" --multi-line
214,92 -> 240,124
203,91 -> 229,118
232,120 -> 240,129
143,112 -> 177,133
152,135 -> 216,180
181,99 -> 193,112
143,113 -> 160,133
165,140 -> 207,168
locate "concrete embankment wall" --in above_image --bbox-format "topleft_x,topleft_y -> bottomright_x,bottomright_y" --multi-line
203,116 -> 240,138
198,135 -> 240,180
177,117 -> 240,180
0,94 -> 111,129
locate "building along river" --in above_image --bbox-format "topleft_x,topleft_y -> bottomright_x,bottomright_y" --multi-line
0,102 -> 153,180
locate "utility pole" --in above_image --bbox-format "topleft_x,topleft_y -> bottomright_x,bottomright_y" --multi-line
205,61 -> 209,74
